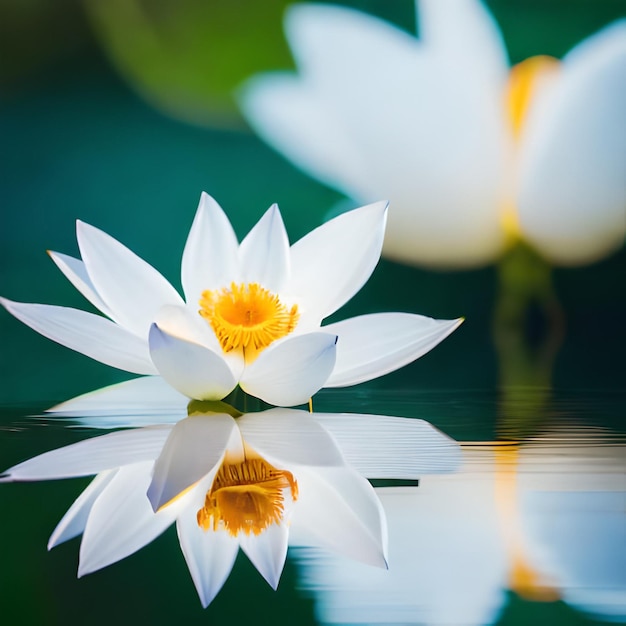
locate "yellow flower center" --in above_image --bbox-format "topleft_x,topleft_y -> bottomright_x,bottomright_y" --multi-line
502,55 -> 561,241
505,55 -> 560,139
198,282 -> 299,354
197,455 -> 299,536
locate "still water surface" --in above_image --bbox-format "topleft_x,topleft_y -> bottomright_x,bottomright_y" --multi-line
0,388 -> 623,626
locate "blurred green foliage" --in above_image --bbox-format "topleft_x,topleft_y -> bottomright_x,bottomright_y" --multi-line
2,0 -> 624,125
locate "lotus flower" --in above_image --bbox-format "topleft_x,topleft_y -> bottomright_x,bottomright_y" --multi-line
0,406 -> 461,608
240,0 -> 626,268
0,193 -> 462,406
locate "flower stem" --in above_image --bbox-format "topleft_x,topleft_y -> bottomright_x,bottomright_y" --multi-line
493,242 -> 565,439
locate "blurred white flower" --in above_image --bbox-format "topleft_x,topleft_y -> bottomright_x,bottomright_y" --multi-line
0,192 -> 461,406
0,407 -> 461,608
241,0 -> 626,268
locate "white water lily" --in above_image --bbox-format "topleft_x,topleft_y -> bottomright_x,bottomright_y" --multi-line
0,407 -> 461,608
240,0 -> 626,268
0,192 -> 462,406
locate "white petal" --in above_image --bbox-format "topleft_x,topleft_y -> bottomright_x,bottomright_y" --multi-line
154,303 -> 222,351
147,414 -> 241,512
176,507 -> 239,608
239,204 -> 290,292
155,304 -> 245,377
517,21 -> 626,265
48,470 -> 117,549
313,413 -> 463,478
148,324 -> 239,400
46,376 -> 188,426
324,313 -> 463,387
48,251 -> 113,317
78,462 -> 179,576
0,298 -> 157,375
242,3 -> 509,268
239,523 -> 289,590
0,426 -> 170,481
181,192 -> 240,305
291,466 -> 387,568
237,409 -> 345,467
240,74 -> 369,204
76,220 -> 183,338
287,203 -> 387,327
240,332 -> 337,406
418,0 -> 509,83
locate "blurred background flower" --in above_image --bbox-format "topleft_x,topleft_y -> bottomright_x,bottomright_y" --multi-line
241,0 -> 626,269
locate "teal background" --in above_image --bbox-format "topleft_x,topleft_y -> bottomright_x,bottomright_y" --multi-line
0,1 -> 625,624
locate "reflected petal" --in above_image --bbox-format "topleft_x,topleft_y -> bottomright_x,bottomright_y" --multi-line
48,470 -> 118,549
147,414 -> 241,512
312,413 -> 463,478
239,523 -> 290,590
237,409 -> 345,467
291,466 -> 387,568
177,507 -> 240,608
0,426 -> 170,481
518,435 -> 626,621
295,452 -> 508,626
78,462 -> 180,576
46,376 -> 188,423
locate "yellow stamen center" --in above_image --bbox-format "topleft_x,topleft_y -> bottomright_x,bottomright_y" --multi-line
502,55 -> 561,241
197,456 -> 298,537
199,282 -> 299,354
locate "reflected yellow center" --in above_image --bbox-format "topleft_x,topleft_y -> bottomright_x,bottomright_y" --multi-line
494,444 -> 559,601
197,455 -> 299,536
502,55 -> 561,241
199,282 -> 299,354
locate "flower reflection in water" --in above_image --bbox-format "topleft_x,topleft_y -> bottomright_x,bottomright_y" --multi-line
517,430 -> 626,622
295,447 -> 507,626
295,434 -> 626,625
0,402 -> 461,608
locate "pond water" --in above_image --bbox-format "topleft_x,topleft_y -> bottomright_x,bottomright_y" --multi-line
0,388 -> 623,626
